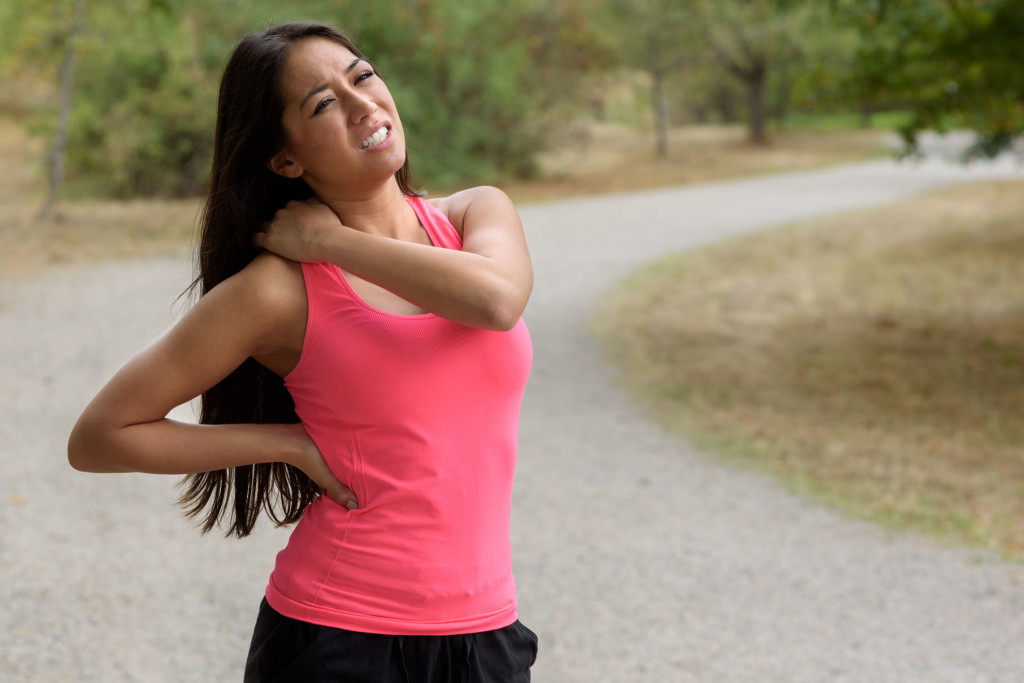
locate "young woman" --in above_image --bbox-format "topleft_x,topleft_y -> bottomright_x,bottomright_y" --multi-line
68,21 -> 537,682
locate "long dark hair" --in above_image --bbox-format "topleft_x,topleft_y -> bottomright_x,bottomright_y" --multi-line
179,21 -> 418,537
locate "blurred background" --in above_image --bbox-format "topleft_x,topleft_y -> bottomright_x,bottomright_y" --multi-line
1,0 -> 1020,274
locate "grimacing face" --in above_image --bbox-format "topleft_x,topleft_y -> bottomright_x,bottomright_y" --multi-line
270,38 -> 407,200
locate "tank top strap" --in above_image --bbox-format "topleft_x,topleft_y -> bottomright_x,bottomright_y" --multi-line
405,195 -> 463,250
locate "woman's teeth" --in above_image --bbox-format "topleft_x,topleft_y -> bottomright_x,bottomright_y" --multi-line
360,127 -> 388,149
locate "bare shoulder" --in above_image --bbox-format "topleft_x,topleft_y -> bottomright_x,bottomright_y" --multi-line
201,252 -> 306,344
240,250 -> 303,280
428,186 -> 517,235
228,252 -> 305,308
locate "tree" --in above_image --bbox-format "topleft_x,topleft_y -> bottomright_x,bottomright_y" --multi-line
694,0 -> 823,143
39,0 -> 85,219
602,0 -> 696,157
842,0 -> 1024,155
0,0 -> 88,212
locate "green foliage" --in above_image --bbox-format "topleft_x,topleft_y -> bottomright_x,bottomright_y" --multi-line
0,0 -> 610,198
783,13 -> 861,116
603,0 -> 696,70
0,0 -> 67,73
69,5 -> 219,196
839,0 -> 1024,155
783,109 -> 913,132
0,0 -> 78,117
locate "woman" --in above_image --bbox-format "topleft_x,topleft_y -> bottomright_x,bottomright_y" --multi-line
68,21 -> 537,682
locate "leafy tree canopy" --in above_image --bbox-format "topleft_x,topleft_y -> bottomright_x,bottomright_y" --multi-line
840,0 -> 1024,155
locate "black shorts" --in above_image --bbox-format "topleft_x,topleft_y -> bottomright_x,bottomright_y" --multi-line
244,598 -> 539,683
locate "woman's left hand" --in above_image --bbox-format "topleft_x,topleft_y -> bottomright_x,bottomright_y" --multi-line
254,199 -> 341,263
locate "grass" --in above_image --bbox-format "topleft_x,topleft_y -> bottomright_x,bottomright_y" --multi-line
783,110 -> 914,133
0,198 -> 199,275
593,180 -> 1024,561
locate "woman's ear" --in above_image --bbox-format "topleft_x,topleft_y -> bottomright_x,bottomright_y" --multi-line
268,149 -> 304,178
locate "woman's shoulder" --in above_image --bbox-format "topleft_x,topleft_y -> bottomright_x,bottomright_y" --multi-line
427,186 -> 513,234
220,252 -> 306,316
234,250 -> 303,285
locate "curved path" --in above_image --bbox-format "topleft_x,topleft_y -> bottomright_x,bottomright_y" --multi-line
2,150 -> 1023,681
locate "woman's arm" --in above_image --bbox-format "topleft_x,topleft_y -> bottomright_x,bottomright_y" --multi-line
67,254 -> 356,508
255,186 -> 533,331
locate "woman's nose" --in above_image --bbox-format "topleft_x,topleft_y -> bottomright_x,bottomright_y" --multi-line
349,93 -> 378,124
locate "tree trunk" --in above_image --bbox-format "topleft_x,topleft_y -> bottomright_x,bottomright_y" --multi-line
651,67 -> 670,158
647,37 -> 669,158
747,62 -> 768,144
40,0 -> 85,220
859,101 -> 875,129
773,59 -> 791,132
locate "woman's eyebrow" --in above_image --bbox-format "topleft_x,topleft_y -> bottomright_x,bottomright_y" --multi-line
300,83 -> 329,110
299,59 -> 368,109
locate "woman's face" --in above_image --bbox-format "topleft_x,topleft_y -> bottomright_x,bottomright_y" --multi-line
272,38 -> 406,198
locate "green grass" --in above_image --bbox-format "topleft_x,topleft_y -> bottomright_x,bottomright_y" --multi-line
783,109 -> 914,133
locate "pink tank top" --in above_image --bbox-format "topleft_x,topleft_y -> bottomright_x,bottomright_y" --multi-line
266,196 -> 532,635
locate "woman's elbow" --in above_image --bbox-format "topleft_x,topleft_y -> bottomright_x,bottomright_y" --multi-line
67,419 -> 94,471
485,306 -> 523,332
67,415 -> 114,472
480,287 -> 530,331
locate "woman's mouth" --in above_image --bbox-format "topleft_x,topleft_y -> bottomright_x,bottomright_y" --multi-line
360,126 -> 391,150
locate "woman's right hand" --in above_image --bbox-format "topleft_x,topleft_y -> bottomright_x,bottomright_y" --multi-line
284,423 -> 358,510
254,199 -> 342,264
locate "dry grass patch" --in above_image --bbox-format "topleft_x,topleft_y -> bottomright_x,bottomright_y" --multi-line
594,180 -> 1024,560
505,122 -> 892,203
0,198 -> 199,278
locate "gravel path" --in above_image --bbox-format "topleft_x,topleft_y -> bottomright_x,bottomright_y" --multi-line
3,149 -> 1023,682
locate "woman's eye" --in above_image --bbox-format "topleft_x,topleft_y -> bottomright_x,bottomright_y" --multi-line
356,70 -> 375,84
313,97 -> 334,115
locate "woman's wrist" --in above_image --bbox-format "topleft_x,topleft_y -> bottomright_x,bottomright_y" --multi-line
272,422 -> 314,467
314,221 -> 352,265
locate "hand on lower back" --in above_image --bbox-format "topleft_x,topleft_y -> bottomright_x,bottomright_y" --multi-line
283,423 -> 358,510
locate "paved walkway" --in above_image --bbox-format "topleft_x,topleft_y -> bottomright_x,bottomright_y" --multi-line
2,150 -> 1023,681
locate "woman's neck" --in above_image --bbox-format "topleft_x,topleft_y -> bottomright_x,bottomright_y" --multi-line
314,178 -> 419,240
